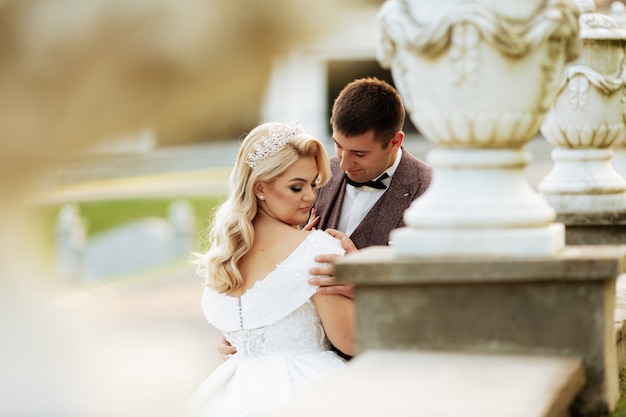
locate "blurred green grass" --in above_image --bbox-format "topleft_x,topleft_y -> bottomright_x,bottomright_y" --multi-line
33,195 -> 225,257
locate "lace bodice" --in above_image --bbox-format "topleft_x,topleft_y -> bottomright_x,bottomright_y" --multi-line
224,301 -> 329,357
201,230 -> 345,358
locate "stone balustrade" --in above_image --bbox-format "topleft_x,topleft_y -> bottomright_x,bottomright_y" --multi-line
55,200 -> 196,282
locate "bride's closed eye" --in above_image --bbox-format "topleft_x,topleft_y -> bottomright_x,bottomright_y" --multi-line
290,182 -> 318,193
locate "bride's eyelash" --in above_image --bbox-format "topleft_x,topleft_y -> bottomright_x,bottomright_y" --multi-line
290,182 -> 317,192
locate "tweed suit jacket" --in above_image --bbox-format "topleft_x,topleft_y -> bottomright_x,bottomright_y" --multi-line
314,148 -> 432,249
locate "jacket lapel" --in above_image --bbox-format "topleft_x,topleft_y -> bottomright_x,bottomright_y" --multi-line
315,149 -> 430,248
349,152 -> 421,248
315,158 -> 346,231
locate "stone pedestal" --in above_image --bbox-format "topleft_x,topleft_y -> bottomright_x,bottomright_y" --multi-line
558,211 -> 626,245
336,245 -> 626,416
391,148 -> 565,257
540,149 -> 626,213
556,211 -> 626,374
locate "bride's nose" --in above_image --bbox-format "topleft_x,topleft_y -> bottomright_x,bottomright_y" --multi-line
303,187 -> 315,201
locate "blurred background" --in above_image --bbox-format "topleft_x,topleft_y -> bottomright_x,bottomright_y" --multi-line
1,0 -> 621,416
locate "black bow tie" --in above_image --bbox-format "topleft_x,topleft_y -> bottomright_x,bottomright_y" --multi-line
345,173 -> 389,189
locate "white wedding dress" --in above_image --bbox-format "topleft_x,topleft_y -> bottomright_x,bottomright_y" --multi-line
189,230 -> 347,417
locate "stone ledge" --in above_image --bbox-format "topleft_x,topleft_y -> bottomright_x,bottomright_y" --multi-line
267,350 -> 585,417
557,211 -> 626,225
335,245 -> 626,285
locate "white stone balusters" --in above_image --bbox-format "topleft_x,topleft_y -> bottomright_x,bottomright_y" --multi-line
168,199 -> 196,258
610,1 -> 626,180
55,203 -> 86,282
540,0 -> 626,214
611,1 -> 626,29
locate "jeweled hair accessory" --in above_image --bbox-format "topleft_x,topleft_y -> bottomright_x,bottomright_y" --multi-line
246,121 -> 305,168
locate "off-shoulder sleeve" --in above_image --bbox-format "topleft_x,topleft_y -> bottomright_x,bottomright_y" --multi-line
241,230 -> 345,329
201,286 -> 242,332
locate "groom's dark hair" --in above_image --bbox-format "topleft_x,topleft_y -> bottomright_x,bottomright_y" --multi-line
331,77 -> 405,148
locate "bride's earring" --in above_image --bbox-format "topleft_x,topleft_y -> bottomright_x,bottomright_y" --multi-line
258,195 -> 265,200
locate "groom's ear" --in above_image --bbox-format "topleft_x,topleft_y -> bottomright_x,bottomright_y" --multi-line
389,131 -> 404,150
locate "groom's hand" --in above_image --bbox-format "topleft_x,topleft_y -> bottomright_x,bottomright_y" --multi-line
217,336 -> 237,360
308,229 -> 357,299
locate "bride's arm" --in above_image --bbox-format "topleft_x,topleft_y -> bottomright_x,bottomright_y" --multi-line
312,292 -> 355,356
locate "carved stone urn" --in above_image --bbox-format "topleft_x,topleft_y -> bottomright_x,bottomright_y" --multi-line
540,0 -> 626,213
377,0 -> 581,256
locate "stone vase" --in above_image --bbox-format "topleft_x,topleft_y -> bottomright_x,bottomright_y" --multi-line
610,1 -> 626,180
540,0 -> 626,213
377,0 -> 581,256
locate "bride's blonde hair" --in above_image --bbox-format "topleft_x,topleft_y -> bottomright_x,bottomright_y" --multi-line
194,122 -> 331,293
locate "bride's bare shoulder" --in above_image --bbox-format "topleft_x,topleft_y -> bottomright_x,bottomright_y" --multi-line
253,224 -> 309,251
280,227 -> 311,249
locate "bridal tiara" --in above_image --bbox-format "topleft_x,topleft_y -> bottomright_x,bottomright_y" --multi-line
246,121 -> 305,168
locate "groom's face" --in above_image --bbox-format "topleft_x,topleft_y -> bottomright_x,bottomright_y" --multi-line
333,129 -> 401,183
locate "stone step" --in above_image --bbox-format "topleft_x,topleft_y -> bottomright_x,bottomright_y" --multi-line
267,350 -> 585,417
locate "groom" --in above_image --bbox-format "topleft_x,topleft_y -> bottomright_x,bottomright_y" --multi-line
308,77 -> 432,297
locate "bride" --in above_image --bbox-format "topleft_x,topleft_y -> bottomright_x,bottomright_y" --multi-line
189,121 -> 355,417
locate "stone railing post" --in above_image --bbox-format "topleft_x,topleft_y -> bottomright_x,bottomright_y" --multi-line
377,0 -> 579,257
539,1 -> 626,247
55,203 -> 86,282
609,1 -> 626,188
168,199 -> 196,258
542,1 -> 626,378
540,0 -> 626,217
